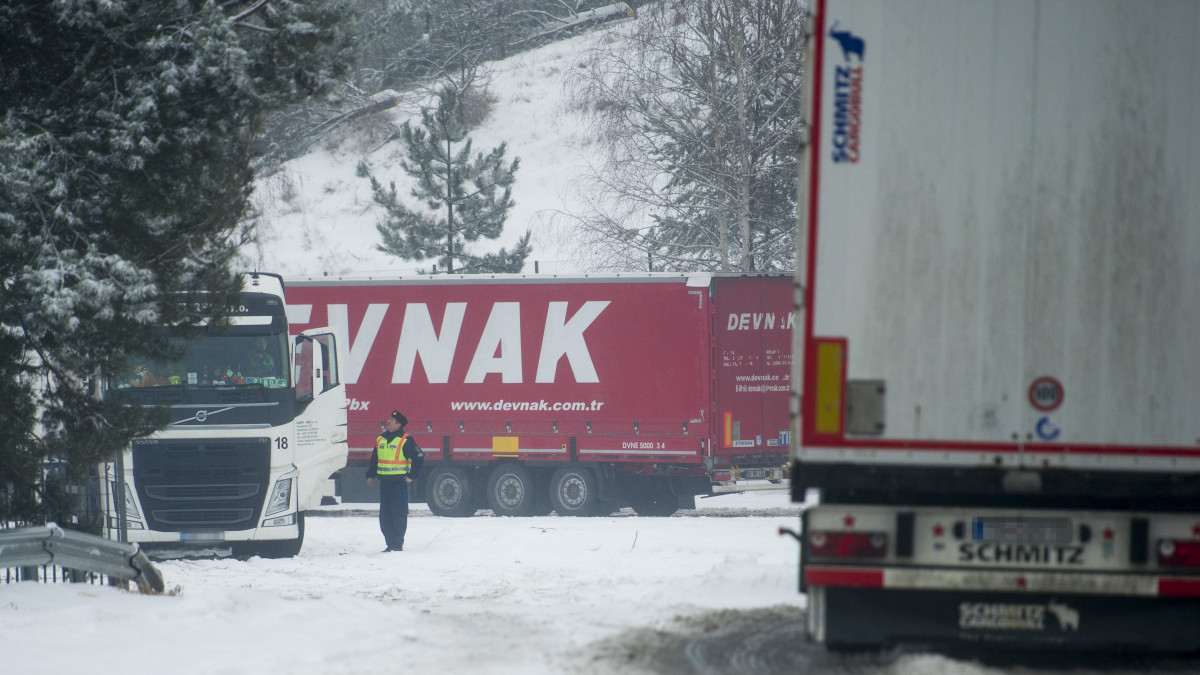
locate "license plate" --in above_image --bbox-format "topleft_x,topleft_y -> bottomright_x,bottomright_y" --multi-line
180,532 -> 225,542
972,517 -> 1073,545
740,468 -> 768,480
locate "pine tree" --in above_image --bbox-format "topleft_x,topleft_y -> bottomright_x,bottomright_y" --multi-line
361,87 -> 530,274
0,0 -> 358,526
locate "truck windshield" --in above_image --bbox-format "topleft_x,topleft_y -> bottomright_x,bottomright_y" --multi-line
114,328 -> 289,390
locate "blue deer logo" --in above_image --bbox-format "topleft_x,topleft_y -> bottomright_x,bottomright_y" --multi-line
829,21 -> 865,62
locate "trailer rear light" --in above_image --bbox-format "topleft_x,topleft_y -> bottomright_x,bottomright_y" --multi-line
808,530 -> 888,558
1158,539 -> 1200,568
712,470 -> 732,482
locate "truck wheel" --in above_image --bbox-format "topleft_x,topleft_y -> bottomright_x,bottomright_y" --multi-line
232,511 -> 305,559
426,467 -> 478,517
486,463 -> 535,516
550,466 -> 599,516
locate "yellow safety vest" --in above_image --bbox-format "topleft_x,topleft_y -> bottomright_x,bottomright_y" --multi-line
376,433 -> 412,476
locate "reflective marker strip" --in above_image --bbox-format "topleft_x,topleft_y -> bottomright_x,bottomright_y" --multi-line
454,448 -> 564,454
1158,578 -> 1200,598
578,449 -> 696,456
813,340 -> 846,435
806,565 -> 1200,597
804,566 -> 884,588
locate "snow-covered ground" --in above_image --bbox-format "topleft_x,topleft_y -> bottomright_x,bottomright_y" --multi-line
2,491 -> 797,674
5,492 -> 1199,674
245,25 -> 613,278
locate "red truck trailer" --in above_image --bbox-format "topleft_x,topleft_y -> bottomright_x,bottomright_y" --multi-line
790,0 -> 1200,654
285,273 -> 791,516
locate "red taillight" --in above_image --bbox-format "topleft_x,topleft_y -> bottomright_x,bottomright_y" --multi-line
1158,539 -> 1200,568
808,530 -> 888,558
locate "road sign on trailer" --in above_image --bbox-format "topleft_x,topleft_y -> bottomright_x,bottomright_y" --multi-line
1028,377 -> 1064,412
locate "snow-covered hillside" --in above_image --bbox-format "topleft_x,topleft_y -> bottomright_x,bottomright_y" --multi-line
243,27 -> 619,278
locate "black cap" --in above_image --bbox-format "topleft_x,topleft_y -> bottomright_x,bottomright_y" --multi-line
389,410 -> 407,426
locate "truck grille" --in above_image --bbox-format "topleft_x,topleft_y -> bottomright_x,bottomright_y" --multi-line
145,485 -> 260,501
151,509 -> 255,526
132,438 -> 270,532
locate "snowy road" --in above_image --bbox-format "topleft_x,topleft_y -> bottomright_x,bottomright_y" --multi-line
4,493 -> 1200,674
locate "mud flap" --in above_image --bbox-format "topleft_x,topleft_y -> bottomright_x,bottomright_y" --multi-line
823,588 -> 1200,654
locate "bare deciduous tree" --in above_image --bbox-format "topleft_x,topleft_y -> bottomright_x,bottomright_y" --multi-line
567,0 -> 806,272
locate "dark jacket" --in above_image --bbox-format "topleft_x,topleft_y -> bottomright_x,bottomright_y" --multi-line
366,430 -> 424,480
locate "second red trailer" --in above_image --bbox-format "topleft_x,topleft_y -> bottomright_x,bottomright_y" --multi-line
286,272 -> 792,516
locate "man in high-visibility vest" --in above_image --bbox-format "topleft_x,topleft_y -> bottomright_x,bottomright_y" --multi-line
366,410 -> 424,552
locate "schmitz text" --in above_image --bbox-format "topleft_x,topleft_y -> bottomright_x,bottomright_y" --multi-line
959,542 -> 1085,565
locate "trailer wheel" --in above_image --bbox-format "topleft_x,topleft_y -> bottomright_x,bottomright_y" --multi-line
232,511 -> 305,559
486,463 -> 535,516
426,467 -> 478,517
550,466 -> 599,516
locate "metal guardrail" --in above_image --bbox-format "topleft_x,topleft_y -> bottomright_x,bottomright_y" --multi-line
0,523 -> 164,593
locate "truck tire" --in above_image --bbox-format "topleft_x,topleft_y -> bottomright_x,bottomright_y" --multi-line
232,511 -> 305,559
486,463 -> 535,516
426,467 -> 478,517
550,466 -> 600,516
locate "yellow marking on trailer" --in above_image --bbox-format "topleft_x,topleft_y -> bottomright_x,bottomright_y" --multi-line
815,340 -> 845,435
493,436 -> 519,457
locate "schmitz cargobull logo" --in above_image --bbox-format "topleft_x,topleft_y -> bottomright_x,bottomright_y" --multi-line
959,600 -> 1080,632
828,20 -> 865,164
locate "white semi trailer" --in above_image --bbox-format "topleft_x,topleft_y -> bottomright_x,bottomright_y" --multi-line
791,0 -> 1200,653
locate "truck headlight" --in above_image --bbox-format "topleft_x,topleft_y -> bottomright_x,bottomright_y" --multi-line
264,476 -> 294,517
111,482 -> 142,519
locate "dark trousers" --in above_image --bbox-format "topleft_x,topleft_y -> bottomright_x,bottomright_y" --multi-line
378,477 -> 409,549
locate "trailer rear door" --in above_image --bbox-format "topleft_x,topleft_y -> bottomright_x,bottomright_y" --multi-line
798,0 -> 1200,473
711,275 -> 794,468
